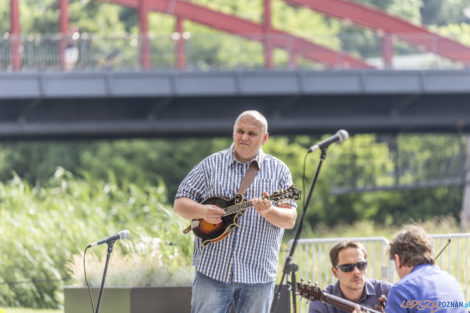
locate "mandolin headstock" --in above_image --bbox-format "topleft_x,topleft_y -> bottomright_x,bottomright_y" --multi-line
270,185 -> 302,202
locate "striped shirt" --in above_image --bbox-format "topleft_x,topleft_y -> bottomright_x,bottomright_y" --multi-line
175,144 -> 296,284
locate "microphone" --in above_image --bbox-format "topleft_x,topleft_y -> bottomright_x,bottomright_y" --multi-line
308,130 -> 349,152
87,230 -> 130,248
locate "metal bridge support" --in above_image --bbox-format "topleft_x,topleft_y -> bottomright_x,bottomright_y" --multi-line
381,33 -> 393,69
263,0 -> 273,68
10,0 -> 21,71
139,0 -> 151,70
461,136 -> 470,230
59,0 -> 69,70
176,16 -> 186,70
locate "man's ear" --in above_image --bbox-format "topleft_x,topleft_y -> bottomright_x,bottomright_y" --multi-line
332,266 -> 339,279
261,132 -> 269,145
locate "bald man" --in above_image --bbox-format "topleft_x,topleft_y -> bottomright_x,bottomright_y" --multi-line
174,110 -> 297,313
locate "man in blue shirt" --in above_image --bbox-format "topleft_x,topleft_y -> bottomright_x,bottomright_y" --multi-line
308,240 -> 392,313
174,110 -> 297,313
385,225 -> 466,313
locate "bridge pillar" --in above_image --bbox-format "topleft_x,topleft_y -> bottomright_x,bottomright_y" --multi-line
381,33 -> 393,69
59,0 -> 69,70
176,16 -> 186,70
461,136 -> 470,230
139,0 -> 151,70
289,52 -> 297,69
263,0 -> 273,68
10,0 -> 21,71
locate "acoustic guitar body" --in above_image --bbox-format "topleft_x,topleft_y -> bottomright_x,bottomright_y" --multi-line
192,194 -> 244,247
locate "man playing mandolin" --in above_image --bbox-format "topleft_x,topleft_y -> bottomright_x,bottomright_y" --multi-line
309,240 -> 392,313
174,110 -> 297,313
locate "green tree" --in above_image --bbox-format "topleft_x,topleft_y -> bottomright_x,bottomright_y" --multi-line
420,0 -> 469,26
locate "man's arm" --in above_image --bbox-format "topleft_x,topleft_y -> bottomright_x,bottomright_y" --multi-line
252,192 -> 297,229
174,197 -> 225,224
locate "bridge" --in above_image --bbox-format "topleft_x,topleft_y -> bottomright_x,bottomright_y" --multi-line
3,0 -> 470,139
1,69 -> 470,139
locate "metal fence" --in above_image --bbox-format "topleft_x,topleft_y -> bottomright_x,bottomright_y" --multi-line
1,32 -> 470,71
288,233 -> 470,313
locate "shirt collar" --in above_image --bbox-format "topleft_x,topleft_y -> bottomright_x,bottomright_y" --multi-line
363,279 -> 377,296
227,143 -> 265,166
410,263 -> 432,273
332,279 -> 376,299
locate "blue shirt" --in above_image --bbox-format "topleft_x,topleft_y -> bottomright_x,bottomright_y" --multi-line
386,264 -> 467,313
308,279 -> 392,313
175,145 -> 296,284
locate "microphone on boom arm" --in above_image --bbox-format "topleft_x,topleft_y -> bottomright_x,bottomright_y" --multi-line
87,230 -> 130,248
308,130 -> 349,153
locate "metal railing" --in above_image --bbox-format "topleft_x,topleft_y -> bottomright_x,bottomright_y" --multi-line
1,32 -> 470,72
288,233 -> 470,313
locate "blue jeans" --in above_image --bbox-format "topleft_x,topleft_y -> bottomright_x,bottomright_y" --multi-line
191,272 -> 275,313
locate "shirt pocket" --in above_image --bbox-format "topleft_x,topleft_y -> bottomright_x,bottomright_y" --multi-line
253,177 -> 275,195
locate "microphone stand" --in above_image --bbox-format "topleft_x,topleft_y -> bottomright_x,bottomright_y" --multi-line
95,240 -> 115,313
271,148 -> 328,313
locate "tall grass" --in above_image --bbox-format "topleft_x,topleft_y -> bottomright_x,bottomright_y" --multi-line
0,168 -> 192,309
67,238 -> 193,288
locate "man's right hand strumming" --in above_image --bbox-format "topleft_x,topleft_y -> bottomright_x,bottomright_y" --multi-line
203,204 -> 224,224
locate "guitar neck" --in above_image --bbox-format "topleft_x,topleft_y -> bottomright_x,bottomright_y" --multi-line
320,292 -> 381,313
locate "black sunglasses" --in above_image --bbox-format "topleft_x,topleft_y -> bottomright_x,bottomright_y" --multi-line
336,261 -> 368,272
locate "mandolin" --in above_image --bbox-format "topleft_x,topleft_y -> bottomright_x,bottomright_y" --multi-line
297,281 -> 383,313
182,185 -> 301,246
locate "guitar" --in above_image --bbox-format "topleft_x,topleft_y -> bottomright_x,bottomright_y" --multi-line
296,281 -> 383,313
183,185 -> 301,246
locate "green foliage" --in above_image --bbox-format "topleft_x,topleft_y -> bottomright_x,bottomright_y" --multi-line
0,133 -> 465,232
420,0 -> 469,26
0,138 -> 230,201
262,134 -> 464,229
0,169 -> 191,308
431,23 -> 470,46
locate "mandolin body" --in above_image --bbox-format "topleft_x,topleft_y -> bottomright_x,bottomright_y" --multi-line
192,194 -> 245,247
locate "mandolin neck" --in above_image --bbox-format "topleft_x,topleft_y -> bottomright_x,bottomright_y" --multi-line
222,195 -> 275,217
223,199 -> 255,217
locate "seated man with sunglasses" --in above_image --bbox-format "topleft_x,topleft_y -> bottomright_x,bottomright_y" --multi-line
309,240 -> 392,313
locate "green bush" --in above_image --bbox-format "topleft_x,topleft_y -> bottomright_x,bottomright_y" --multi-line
0,168 -> 192,308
